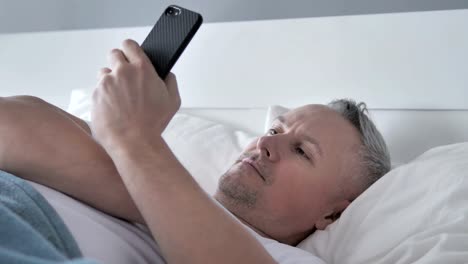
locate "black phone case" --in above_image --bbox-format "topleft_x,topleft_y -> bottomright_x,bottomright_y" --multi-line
141,6 -> 203,79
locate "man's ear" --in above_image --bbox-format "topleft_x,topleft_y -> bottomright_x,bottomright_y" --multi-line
315,200 -> 351,230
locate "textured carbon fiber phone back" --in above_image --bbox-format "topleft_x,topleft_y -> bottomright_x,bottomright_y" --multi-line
141,6 -> 202,79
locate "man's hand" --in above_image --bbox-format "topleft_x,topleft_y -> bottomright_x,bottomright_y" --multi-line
91,39 -> 180,151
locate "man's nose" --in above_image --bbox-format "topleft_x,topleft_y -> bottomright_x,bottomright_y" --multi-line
256,135 -> 280,162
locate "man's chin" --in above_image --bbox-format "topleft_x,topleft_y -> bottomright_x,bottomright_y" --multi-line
216,174 -> 258,209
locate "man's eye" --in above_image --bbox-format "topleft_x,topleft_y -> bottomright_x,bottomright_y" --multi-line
267,128 -> 278,135
295,147 -> 310,160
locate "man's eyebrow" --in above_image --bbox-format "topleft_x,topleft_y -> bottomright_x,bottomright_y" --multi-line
272,115 -> 324,157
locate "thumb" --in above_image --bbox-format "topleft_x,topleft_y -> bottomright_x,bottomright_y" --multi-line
165,73 -> 181,107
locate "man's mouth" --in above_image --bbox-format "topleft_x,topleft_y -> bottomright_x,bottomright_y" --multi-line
241,158 -> 265,181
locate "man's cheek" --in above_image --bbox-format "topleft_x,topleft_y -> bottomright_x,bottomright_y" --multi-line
263,185 -> 294,213
270,167 -> 304,193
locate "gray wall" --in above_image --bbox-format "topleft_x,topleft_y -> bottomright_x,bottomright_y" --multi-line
1,0 -> 468,34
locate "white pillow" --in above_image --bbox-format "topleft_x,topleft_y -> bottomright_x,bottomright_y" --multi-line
67,89 -> 257,195
267,105 -> 468,263
298,143 -> 468,263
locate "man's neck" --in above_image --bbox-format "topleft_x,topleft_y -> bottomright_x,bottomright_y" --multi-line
213,195 -> 313,246
213,196 -> 274,240
232,211 -> 273,239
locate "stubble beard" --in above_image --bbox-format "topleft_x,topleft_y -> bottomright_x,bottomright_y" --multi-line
216,167 -> 259,209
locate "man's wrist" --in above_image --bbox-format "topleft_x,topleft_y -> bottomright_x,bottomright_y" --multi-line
102,133 -> 166,158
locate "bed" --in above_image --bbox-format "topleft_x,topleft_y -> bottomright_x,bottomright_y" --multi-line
1,8 -> 468,264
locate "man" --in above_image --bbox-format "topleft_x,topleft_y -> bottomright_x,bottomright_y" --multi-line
0,39 -> 391,263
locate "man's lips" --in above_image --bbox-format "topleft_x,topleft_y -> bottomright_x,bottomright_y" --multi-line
241,158 -> 265,181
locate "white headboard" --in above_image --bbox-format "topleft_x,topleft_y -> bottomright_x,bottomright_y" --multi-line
1,9 -> 468,165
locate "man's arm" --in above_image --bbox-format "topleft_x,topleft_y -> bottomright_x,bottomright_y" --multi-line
0,95 -> 144,224
91,39 -> 277,264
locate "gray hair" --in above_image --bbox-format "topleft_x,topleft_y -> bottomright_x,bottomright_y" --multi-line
327,99 -> 391,199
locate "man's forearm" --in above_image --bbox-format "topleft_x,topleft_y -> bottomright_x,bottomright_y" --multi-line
107,136 -> 276,264
0,96 -> 144,224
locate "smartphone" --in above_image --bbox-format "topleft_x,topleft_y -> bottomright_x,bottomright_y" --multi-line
141,5 -> 203,79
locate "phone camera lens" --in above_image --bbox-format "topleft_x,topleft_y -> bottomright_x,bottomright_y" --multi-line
165,6 -> 181,16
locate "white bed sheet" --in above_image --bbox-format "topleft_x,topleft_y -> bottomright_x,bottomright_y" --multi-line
27,180 -> 165,264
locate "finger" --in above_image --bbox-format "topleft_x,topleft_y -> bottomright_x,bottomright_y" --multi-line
108,49 -> 128,68
165,72 -> 180,105
97,67 -> 112,80
121,39 -> 152,66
